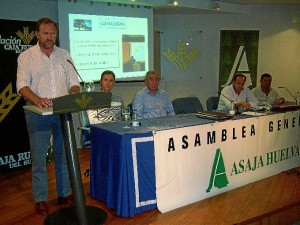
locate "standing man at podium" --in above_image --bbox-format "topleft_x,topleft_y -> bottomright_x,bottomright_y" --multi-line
16,17 -> 80,216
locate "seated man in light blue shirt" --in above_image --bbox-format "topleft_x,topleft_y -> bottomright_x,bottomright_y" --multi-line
132,70 -> 175,118
251,73 -> 285,105
217,73 -> 259,112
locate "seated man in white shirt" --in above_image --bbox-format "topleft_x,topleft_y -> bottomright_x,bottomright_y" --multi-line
87,70 -> 124,124
251,73 -> 285,105
217,73 -> 259,112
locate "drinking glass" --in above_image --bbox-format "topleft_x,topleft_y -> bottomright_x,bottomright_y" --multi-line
84,80 -> 95,92
122,107 -> 131,121
122,107 -> 131,129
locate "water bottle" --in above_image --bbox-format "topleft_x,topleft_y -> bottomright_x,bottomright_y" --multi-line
265,98 -> 272,114
132,109 -> 140,128
229,102 -> 235,115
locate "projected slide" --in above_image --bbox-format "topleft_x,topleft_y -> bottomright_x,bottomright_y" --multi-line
69,14 -> 148,81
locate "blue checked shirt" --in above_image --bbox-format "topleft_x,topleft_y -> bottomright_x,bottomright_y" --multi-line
132,87 -> 175,119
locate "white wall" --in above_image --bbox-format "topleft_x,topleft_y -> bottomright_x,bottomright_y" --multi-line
0,0 -> 58,22
155,5 -> 300,105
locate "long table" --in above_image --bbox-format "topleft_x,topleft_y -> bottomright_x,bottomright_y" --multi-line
90,111 -> 300,217
90,114 -> 215,217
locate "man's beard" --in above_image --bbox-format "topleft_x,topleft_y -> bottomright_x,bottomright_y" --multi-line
41,40 -> 54,49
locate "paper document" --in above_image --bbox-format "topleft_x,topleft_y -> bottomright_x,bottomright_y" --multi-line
241,111 -> 266,116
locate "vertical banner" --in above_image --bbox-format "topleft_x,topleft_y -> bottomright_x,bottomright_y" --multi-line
0,19 -> 37,172
219,30 -> 259,92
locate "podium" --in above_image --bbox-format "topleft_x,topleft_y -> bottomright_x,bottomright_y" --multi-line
24,92 -> 112,225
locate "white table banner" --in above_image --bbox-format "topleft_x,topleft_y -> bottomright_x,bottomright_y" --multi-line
154,111 -> 300,213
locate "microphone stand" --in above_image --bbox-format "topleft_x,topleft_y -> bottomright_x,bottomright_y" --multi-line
278,87 -> 297,104
219,92 -> 236,114
219,92 -> 233,103
67,59 -> 85,85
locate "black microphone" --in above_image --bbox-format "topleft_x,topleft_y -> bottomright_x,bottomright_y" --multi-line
67,59 -> 84,84
278,87 -> 297,103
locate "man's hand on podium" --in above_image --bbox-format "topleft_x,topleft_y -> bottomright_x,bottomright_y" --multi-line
36,97 -> 53,108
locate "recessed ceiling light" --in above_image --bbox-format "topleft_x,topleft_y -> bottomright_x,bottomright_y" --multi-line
167,0 -> 179,6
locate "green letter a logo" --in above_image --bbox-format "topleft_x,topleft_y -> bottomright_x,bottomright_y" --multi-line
206,148 -> 229,193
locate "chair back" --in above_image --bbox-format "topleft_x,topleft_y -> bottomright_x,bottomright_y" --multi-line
172,97 -> 203,114
79,111 -> 90,127
78,111 -> 91,147
206,96 -> 219,111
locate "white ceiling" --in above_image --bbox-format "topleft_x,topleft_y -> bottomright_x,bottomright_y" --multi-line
42,0 -> 300,15
42,0 -> 300,4
221,0 -> 300,4
155,0 -> 300,15
83,0 -> 300,5
43,0 -> 300,5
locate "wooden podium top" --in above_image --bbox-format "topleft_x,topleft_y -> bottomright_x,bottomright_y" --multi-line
23,92 -> 115,115
23,101 -> 121,116
23,105 -> 53,115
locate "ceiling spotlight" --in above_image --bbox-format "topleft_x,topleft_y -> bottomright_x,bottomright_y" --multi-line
167,0 -> 178,6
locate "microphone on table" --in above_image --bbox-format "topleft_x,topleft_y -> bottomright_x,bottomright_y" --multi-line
67,59 -> 84,85
218,92 -> 236,115
278,87 -> 297,104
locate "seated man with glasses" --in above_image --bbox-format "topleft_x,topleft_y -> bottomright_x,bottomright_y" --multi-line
132,70 -> 175,118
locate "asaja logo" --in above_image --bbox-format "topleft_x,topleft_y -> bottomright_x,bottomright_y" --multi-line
0,26 -> 35,53
163,40 -> 200,71
0,82 -> 21,123
16,27 -> 35,45
75,93 -> 93,109
206,148 -> 229,193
